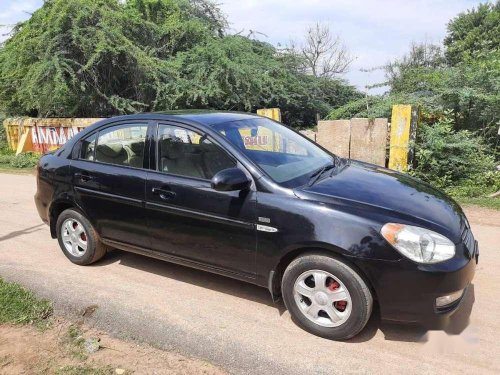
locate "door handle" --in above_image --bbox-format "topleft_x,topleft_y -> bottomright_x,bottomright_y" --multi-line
74,172 -> 94,182
152,187 -> 176,200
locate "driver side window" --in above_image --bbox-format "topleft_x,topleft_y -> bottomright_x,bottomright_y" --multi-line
157,125 -> 236,180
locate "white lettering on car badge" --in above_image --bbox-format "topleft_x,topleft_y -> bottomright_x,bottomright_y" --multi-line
258,217 -> 271,223
257,224 -> 278,233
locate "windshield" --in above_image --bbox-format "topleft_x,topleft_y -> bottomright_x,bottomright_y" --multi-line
210,118 -> 334,188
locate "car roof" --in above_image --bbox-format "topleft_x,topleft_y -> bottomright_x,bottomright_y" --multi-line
125,110 -> 262,127
59,111 -> 264,159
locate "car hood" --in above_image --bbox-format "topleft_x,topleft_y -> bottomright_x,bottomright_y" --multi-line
294,160 -> 465,241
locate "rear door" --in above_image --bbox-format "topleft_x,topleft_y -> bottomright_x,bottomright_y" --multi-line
72,122 -> 151,249
145,122 -> 257,278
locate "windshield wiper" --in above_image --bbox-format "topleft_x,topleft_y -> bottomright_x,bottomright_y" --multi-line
308,160 -> 336,186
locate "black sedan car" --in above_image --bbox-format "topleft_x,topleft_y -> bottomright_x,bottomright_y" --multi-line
35,111 -> 478,340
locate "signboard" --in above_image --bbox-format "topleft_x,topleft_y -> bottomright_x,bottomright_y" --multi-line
3,118 -> 103,155
31,126 -> 83,153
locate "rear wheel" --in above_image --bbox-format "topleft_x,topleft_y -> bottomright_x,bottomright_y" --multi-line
56,209 -> 108,265
282,254 -> 373,340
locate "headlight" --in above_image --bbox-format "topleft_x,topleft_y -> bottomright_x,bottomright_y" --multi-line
381,223 -> 455,264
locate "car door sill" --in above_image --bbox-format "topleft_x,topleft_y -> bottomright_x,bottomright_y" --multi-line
101,238 -> 256,282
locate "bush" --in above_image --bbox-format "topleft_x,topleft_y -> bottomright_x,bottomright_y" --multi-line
411,110 -> 498,198
0,151 -> 40,168
0,153 -> 14,164
0,113 -> 7,150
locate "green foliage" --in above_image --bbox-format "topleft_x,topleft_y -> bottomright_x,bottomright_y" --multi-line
0,0 -> 361,128
330,2 -> 499,165
410,111 -> 499,198
0,277 -> 53,326
0,0 -> 222,117
385,42 -> 446,93
328,94 -> 397,120
0,113 -> 7,150
444,2 -> 500,65
0,152 -> 40,168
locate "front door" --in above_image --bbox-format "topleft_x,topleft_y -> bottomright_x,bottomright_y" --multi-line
145,123 -> 257,278
72,122 -> 150,249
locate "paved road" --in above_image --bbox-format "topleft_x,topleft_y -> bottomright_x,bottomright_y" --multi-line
1,173 -> 499,374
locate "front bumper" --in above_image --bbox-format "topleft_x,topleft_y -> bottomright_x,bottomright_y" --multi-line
355,240 -> 478,328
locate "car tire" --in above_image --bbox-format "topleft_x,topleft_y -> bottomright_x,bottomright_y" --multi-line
282,253 -> 373,340
56,208 -> 108,265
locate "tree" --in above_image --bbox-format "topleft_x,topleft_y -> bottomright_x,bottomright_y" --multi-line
0,0 -> 362,128
331,2 -> 499,141
0,0 -> 222,117
444,1 -> 500,65
385,42 -> 445,93
296,22 -> 353,78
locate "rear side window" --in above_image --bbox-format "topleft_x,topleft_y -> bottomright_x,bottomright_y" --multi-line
81,123 -> 148,168
158,124 -> 236,179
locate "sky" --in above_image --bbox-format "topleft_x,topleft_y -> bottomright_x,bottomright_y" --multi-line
0,0 -> 485,93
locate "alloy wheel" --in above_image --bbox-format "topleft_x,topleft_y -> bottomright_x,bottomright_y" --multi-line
61,218 -> 88,257
293,269 -> 352,327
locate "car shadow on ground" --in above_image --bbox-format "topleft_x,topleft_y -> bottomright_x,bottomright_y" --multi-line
94,249 -> 474,343
95,249 -> 287,314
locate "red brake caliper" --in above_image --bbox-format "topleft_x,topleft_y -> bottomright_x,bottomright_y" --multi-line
328,280 -> 347,312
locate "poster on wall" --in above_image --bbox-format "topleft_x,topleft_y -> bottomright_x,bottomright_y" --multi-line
30,126 -> 84,153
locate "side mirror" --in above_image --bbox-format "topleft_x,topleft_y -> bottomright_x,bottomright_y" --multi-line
211,168 -> 251,192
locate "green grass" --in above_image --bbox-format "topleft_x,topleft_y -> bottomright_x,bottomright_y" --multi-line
0,278 -> 52,327
458,197 -> 500,210
64,325 -> 88,360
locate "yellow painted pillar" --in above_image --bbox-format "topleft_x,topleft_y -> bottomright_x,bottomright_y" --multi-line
257,108 -> 281,122
388,105 -> 418,171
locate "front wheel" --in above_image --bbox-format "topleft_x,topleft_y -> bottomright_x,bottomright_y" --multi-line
56,208 -> 108,265
282,254 -> 373,340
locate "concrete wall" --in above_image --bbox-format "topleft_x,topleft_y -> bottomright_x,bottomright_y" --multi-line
317,120 -> 350,159
306,118 -> 388,166
349,118 -> 387,166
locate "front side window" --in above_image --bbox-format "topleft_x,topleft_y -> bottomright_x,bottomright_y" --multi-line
93,124 -> 147,168
158,124 -> 236,179
210,118 -> 334,187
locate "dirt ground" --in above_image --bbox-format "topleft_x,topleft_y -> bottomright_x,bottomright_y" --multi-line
1,172 -> 499,374
0,319 -> 225,374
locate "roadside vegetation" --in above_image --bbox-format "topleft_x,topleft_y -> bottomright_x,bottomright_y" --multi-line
0,0 -> 497,207
0,277 -> 220,374
0,277 -> 52,327
0,114 -> 39,171
330,2 -> 499,204
0,151 -> 39,170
